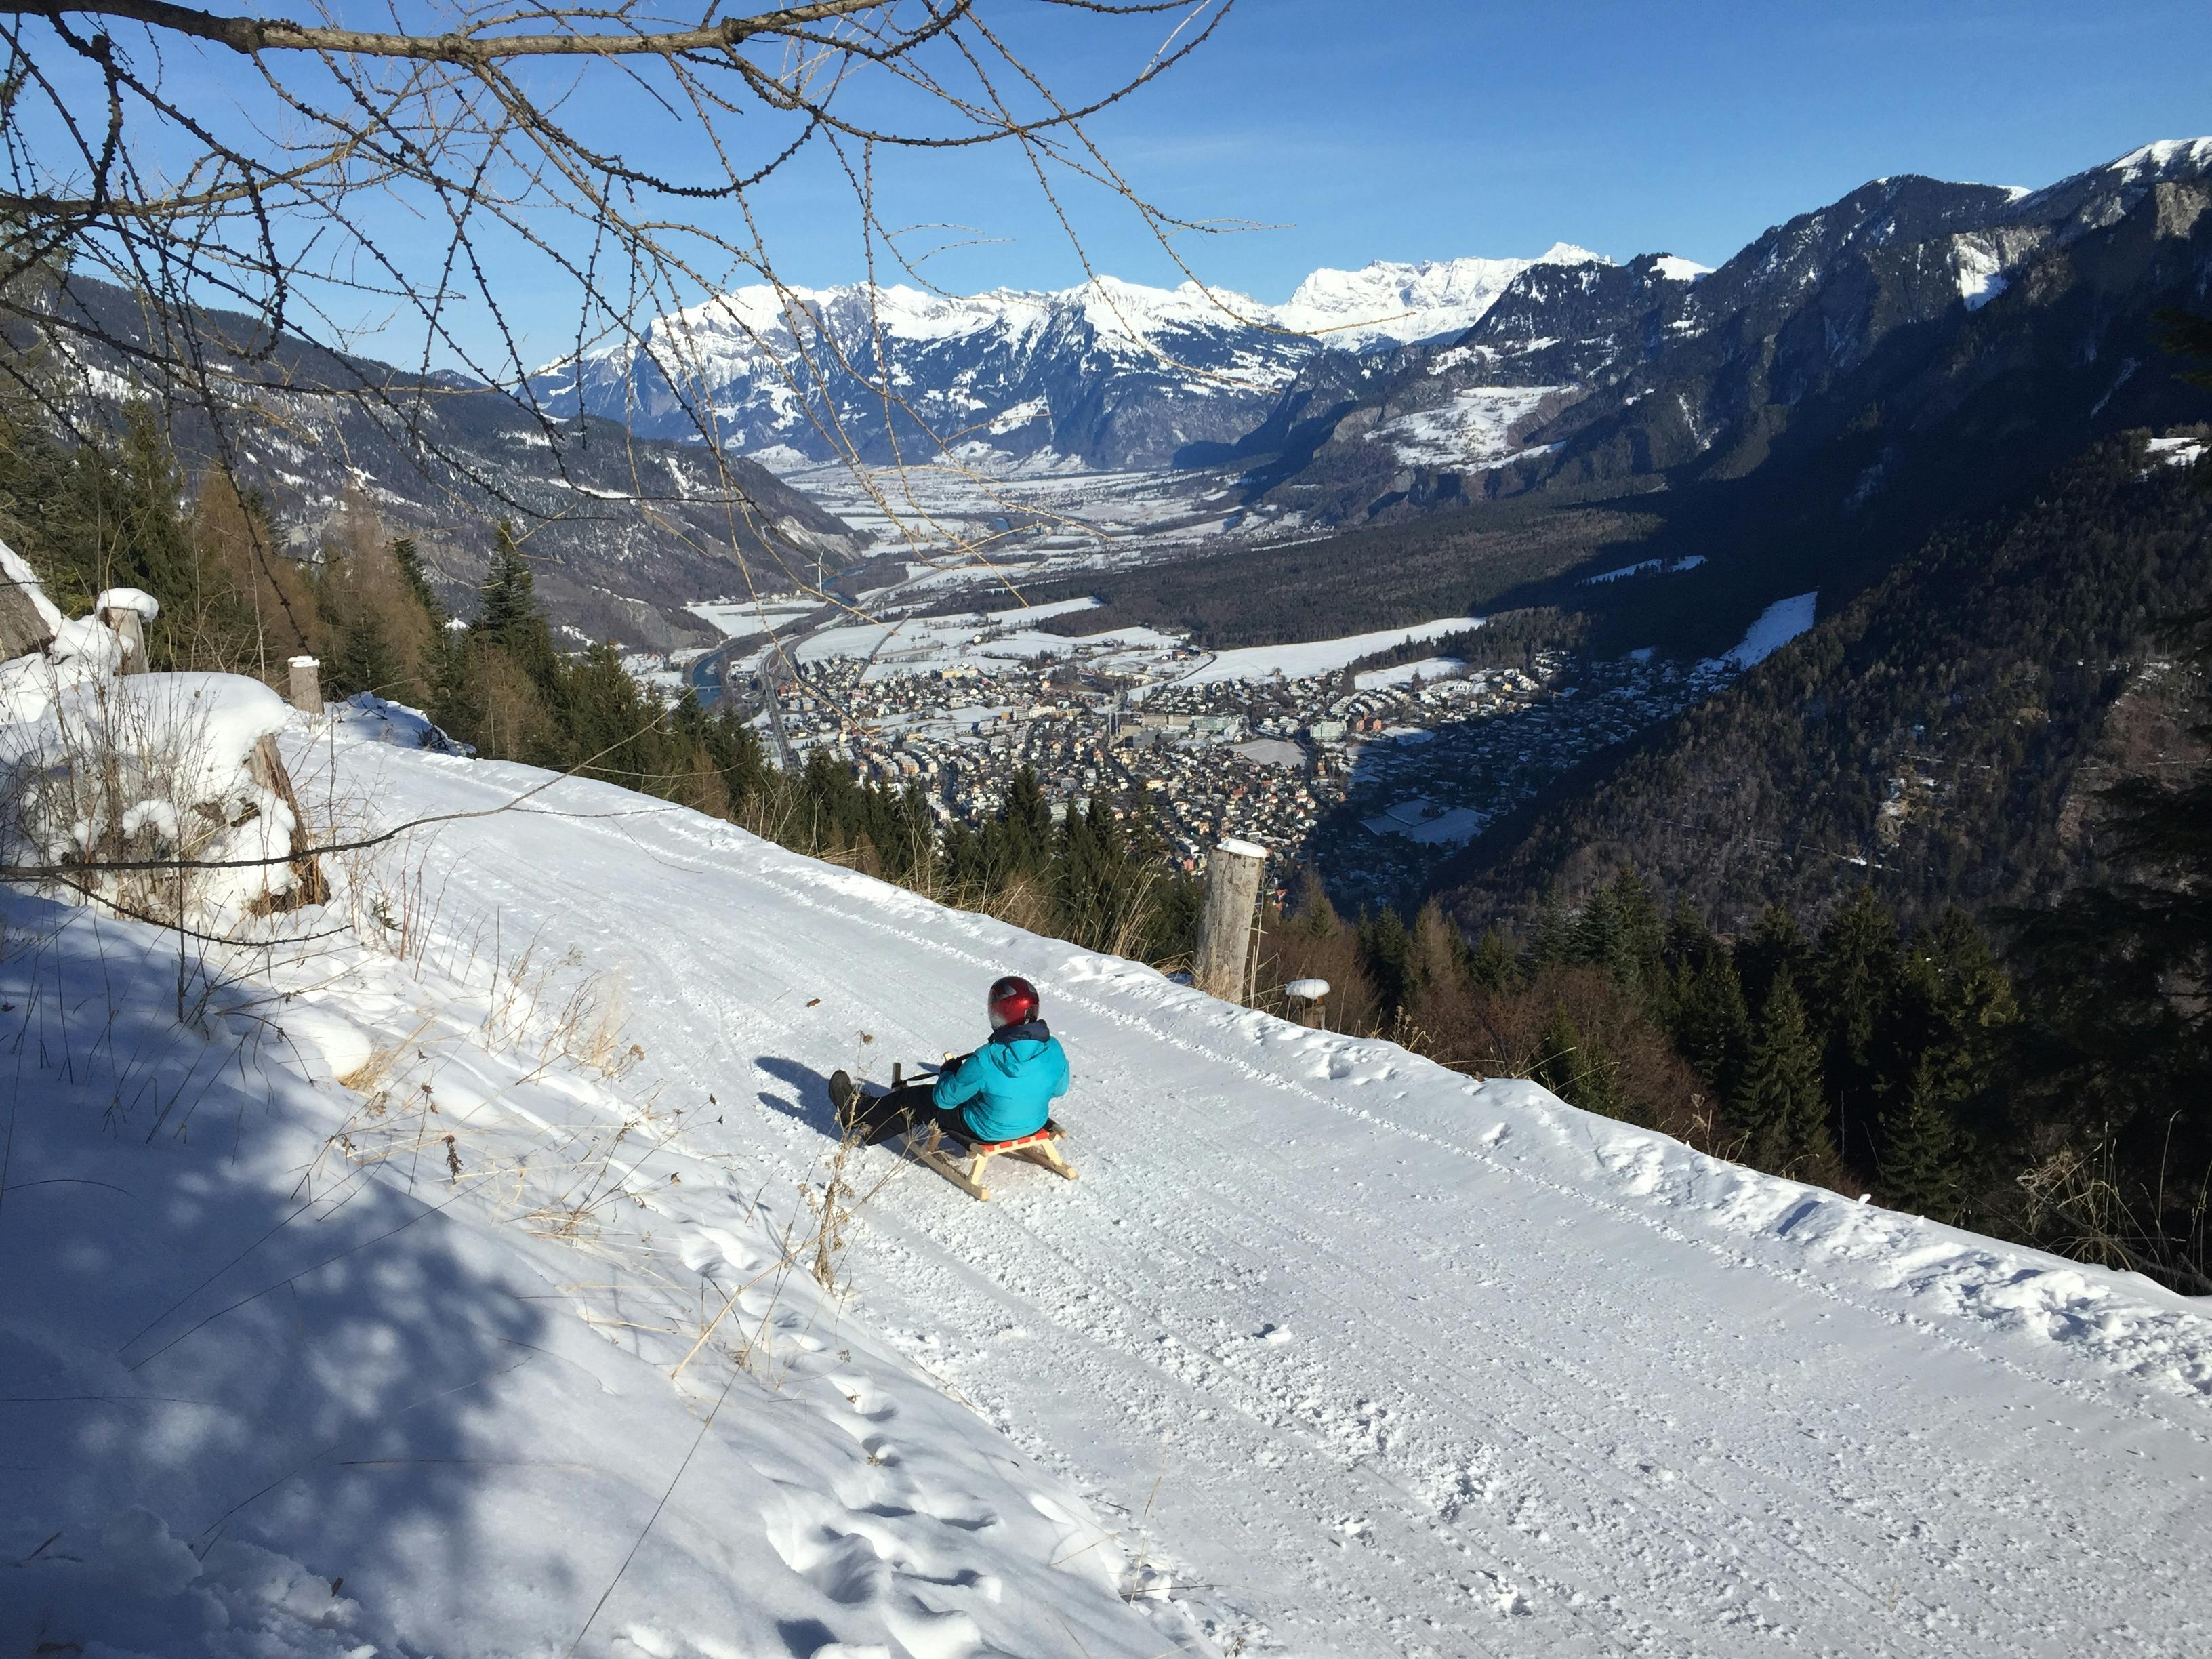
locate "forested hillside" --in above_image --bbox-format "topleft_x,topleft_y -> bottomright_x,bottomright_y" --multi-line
1441,433 -> 2212,933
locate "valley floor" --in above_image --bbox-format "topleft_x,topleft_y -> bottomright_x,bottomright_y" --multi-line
308,728 -> 2209,1658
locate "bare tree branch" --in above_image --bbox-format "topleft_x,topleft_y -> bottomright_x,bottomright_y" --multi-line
9,0 -> 893,64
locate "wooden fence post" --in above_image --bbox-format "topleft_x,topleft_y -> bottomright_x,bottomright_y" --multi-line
287,655 -> 322,714
1193,838 -> 1267,1003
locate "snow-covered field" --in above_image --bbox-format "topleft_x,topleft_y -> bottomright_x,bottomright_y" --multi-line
9,713 -> 2205,1657
1353,655 -> 1469,691
1176,618 -> 1483,687
774,455 -> 1296,567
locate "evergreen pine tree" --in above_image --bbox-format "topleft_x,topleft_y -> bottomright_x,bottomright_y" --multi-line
1609,869 -> 1667,996
1525,888 -> 1572,974
1816,885 -> 1903,1169
1898,906 -> 2019,1112
476,523 -> 535,642
1290,867 -> 1340,937
1879,1059 -> 1969,1222
391,536 -> 446,626
474,522 -> 559,689
1673,950 -> 1752,1101
1736,970 -> 1829,1175
1002,766 -> 1053,873
325,606 -> 405,701
1533,1002 -> 1582,1103
1359,907 -> 1412,1017
1738,903 -> 1811,1012
1570,882 -> 1622,974
1467,928 -> 1519,990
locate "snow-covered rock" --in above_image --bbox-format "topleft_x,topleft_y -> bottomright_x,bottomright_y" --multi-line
0,560 -> 311,918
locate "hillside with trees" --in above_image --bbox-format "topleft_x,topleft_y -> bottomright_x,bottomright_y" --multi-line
1440,432 -> 2212,935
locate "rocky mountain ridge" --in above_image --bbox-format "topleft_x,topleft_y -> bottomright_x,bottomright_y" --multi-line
39,279 -> 870,651
531,245 -> 1611,471
1243,139 -> 2212,523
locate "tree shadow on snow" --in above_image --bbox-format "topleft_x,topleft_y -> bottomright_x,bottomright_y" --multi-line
0,890 -> 572,1654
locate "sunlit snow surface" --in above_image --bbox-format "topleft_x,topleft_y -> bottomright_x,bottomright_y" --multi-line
1352,655 -> 1469,691
1714,590 -> 1817,670
1366,385 -> 1568,467
1176,619 -> 1483,687
8,712 -> 2212,1656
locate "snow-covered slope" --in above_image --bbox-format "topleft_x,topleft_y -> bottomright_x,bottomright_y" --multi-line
9,702 -> 2211,1656
534,249 -> 1604,470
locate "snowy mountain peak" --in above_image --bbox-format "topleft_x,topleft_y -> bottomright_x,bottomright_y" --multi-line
2007,135 -> 2212,221
2112,136 -> 2212,180
1274,244 -> 1609,345
544,245 -> 1605,468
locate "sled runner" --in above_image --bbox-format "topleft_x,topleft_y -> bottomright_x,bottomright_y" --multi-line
907,1118 -> 1077,1202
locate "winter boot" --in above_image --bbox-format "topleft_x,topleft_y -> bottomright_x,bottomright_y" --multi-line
829,1069 -> 860,1135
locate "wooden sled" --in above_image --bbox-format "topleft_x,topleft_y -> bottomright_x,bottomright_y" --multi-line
882,1061 -> 1078,1201
907,1119 -> 1077,1202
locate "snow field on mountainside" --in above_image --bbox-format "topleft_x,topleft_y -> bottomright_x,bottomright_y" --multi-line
1366,386 -> 1571,468
248,726 -> 2212,1659
1711,592 -> 1818,670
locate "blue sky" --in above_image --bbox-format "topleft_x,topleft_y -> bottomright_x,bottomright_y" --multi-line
111,0 -> 2200,365
716,0 -> 2212,304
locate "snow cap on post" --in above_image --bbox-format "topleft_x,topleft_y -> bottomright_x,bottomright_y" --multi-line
95,588 -> 160,674
94,588 -> 161,622
1284,976 -> 1331,1029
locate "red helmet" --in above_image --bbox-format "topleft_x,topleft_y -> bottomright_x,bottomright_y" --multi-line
987,975 -> 1040,1028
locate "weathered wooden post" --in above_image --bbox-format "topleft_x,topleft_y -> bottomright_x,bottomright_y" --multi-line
287,654 -> 322,714
1193,838 -> 1266,1004
94,588 -> 159,673
245,733 -> 329,909
1284,977 -> 1331,1029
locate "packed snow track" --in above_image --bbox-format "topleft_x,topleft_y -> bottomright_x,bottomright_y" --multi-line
329,738 -> 2210,1657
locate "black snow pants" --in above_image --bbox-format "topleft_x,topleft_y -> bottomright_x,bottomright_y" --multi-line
844,1082 -> 972,1148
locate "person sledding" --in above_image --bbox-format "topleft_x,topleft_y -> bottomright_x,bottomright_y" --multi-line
830,974 -> 1069,1152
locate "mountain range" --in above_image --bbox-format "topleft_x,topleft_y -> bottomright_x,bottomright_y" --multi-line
34,281 -> 872,650
1025,136 -> 2212,667
530,244 -> 1618,471
34,138 -> 2211,660
541,139 -> 2211,553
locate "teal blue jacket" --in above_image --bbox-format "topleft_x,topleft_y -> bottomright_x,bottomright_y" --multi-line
933,1019 -> 1069,1143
